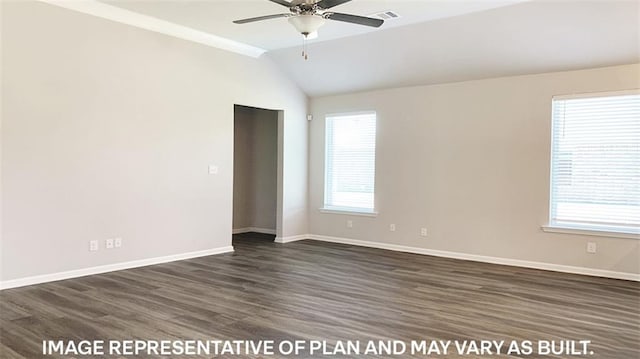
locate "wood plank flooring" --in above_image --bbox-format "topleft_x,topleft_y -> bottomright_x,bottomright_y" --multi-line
1,233 -> 638,358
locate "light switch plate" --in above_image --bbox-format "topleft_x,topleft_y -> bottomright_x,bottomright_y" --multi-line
208,165 -> 218,175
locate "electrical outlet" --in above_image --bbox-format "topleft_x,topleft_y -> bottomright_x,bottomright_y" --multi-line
389,224 -> 396,232
347,220 -> 353,228
587,242 -> 597,254
106,238 -> 114,249
208,165 -> 218,175
89,240 -> 99,252
114,237 -> 122,248
420,228 -> 428,237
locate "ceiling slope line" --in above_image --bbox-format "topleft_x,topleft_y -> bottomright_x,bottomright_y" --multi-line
39,0 -> 266,58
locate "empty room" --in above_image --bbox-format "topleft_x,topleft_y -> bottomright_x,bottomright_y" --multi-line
1,0 -> 638,358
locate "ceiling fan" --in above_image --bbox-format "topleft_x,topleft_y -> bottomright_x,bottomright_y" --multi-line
233,0 -> 384,39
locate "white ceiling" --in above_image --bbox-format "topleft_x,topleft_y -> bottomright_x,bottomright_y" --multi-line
104,0 -> 528,50
269,0 -> 640,96
100,0 -> 639,97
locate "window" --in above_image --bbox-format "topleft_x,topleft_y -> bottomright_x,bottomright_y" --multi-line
548,91 -> 640,235
324,112 -> 377,214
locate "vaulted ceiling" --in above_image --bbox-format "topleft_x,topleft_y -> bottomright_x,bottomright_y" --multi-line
100,0 -> 639,97
268,0 -> 640,96
104,0 -> 528,50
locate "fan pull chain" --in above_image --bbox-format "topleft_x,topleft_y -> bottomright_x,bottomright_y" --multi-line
301,35 -> 308,61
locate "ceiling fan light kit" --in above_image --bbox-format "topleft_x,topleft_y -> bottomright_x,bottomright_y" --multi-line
233,0 -> 384,60
288,15 -> 326,37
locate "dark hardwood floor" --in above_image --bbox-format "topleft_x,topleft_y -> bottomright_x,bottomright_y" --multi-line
1,233 -> 638,358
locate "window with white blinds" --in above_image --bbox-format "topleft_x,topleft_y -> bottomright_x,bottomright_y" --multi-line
324,112 -> 377,213
549,91 -> 640,235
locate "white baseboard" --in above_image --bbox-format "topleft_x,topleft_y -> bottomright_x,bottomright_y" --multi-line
0,246 -> 234,290
307,234 -> 640,282
232,227 -> 276,235
275,234 -> 309,243
3,233 -> 636,290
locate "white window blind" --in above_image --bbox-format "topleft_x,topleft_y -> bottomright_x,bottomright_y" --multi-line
324,112 -> 377,212
550,91 -> 640,234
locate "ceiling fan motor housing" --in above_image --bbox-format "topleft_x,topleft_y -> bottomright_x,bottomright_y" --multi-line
232,0 -> 384,36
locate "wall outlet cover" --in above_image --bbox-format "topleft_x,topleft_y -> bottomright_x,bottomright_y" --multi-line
89,240 -> 99,252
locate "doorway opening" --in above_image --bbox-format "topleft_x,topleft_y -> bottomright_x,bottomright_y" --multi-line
232,105 -> 281,245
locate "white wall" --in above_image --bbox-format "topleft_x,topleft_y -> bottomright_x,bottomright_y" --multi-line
2,2 -> 636,285
0,1 -> 308,282
233,106 -> 278,232
0,0 -> 4,282
309,64 -> 640,276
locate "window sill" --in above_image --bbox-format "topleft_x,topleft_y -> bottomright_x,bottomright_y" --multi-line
319,208 -> 378,217
541,224 -> 640,239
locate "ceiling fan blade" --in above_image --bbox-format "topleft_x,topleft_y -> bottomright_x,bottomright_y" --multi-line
269,0 -> 293,7
316,0 -> 352,9
325,12 -> 384,27
233,13 -> 290,24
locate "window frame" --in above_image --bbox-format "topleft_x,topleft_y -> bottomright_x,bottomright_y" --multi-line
544,89 -> 640,238
321,111 -> 378,216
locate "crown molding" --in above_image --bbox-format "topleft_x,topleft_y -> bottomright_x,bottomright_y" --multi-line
39,0 -> 266,58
